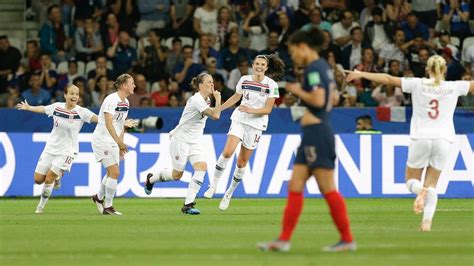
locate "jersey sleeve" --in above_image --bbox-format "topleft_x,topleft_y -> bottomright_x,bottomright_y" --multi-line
268,79 -> 280,98
400,77 -> 419,93
452,81 -> 470,96
44,102 -> 61,117
78,107 -> 96,123
194,96 -> 209,113
235,76 -> 244,94
102,96 -> 117,115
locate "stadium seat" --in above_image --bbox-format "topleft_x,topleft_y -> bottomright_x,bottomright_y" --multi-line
85,61 -> 96,75
137,37 -> 150,60
129,37 -> 137,49
461,36 -> 474,62
106,60 -> 113,70
77,61 -> 85,76
8,37 -> 24,52
151,81 -> 161,92
57,61 -> 68,74
164,36 -> 194,50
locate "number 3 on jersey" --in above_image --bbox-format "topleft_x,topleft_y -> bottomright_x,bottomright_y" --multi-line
428,99 -> 439,119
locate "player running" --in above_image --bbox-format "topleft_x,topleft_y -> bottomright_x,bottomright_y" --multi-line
16,85 -> 98,214
91,74 -> 137,215
345,55 -> 474,231
258,27 -> 356,252
203,54 -> 285,211
144,73 -> 222,215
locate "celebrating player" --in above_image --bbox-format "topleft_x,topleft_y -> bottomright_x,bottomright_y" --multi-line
144,73 -> 222,215
258,28 -> 356,252
16,85 -> 98,214
203,54 -> 285,211
345,56 -> 474,231
91,74 -> 137,215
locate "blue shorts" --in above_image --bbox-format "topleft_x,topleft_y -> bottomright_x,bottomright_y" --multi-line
294,123 -> 336,170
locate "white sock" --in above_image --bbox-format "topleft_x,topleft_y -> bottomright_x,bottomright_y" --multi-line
184,170 -> 205,205
212,155 -> 230,187
104,178 -> 118,208
38,183 -> 54,208
406,179 -> 423,195
225,166 -> 245,196
150,169 -> 174,184
423,187 -> 438,221
97,175 -> 107,200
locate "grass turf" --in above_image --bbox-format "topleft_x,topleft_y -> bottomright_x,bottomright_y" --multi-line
0,198 -> 473,266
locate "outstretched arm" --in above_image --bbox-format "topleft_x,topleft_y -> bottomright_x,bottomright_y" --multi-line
15,101 -> 45,114
221,93 -> 242,111
345,70 -> 401,88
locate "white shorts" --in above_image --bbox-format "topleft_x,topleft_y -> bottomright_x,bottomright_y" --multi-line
92,141 -> 120,168
35,152 -> 75,176
406,138 -> 452,170
228,120 -> 262,150
169,136 -> 206,172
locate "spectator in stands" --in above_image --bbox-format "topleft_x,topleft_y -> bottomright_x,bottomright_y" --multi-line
331,10 -> 360,47
258,30 -> 292,72
139,28 -> 168,82
212,73 -> 233,103
301,7 -> 332,33
193,34 -> 219,65
128,74 -> 151,107
293,0 -> 315,29
442,0 -> 470,43
353,47 -> 379,93
101,12 -> 121,51
138,97 -> 152,107
406,33 -> 436,66
265,0 -> 293,32
401,12 -> 430,42
440,46 -> 465,81
75,0 -> 103,21
411,0 -> 437,37
57,58 -> 83,96
173,45 -> 205,93
277,11 -> 295,47
355,115 -> 381,134
91,75 -> 112,107
203,57 -> 228,84
165,37 -> 183,76
372,83 -> 405,107
167,92 -> 180,107
216,6 -> 238,50
411,47 -> 430,78
436,31 -> 456,50
334,66 -> 357,107
378,28 -> 410,73
320,30 -> 342,64
387,60 -> 403,77
72,77 -> 92,107
87,55 -> 114,89
464,44 -> 474,74
106,0 -> 140,34
39,5 -> 72,63
386,0 -> 412,24
227,57 -> 252,90
136,0 -> 171,37
107,31 -> 137,77
75,17 -> 104,62
341,27 -> 367,70
217,31 -> 250,73
193,0 -> 218,44
39,53 -> 58,95
170,0 -> 196,38
363,7 -> 391,53
459,73 -> 474,107
243,11 -> 268,55
320,0 -> 347,22
23,40 -> 42,73
278,92 -> 297,108
0,36 -> 21,92
21,72 -> 51,106
359,0 -> 383,30
151,76 -> 170,107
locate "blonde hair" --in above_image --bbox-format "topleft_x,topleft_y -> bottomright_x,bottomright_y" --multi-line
112,73 -> 133,91
426,55 -> 446,86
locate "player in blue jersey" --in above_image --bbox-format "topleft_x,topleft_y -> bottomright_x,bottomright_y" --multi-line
258,27 -> 356,252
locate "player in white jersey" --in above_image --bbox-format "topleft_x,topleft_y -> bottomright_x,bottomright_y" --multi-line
203,54 -> 286,211
16,85 -> 98,214
144,73 -> 222,215
91,74 -> 137,215
346,55 -> 474,231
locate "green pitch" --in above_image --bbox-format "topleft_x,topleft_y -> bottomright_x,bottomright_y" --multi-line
0,198 -> 473,266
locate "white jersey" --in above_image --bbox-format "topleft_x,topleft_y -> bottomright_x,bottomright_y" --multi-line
231,75 -> 279,131
170,92 -> 211,144
92,92 -> 129,144
401,78 -> 470,142
43,102 -> 95,155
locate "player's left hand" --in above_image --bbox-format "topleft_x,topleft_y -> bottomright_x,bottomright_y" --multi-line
124,119 -> 138,128
15,100 -> 30,111
238,105 -> 252,113
344,69 -> 361,83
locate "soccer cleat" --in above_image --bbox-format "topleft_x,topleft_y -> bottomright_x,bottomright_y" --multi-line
204,186 -> 216,199
322,241 -> 357,252
144,173 -> 154,195
91,194 -> 104,214
35,206 -> 44,214
413,188 -> 428,214
54,176 -> 62,190
219,193 -> 232,211
257,239 -> 291,252
181,202 -> 200,215
103,206 -> 122,215
420,219 -> 432,232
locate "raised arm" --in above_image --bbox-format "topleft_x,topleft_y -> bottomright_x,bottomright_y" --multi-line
346,70 -> 401,87
221,92 -> 242,111
202,90 -> 222,120
15,101 -> 45,114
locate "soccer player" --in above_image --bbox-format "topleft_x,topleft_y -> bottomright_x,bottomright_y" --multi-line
203,54 -> 285,211
144,73 -> 222,215
258,28 -> 356,252
91,74 -> 136,215
345,55 -> 474,231
16,85 -> 98,214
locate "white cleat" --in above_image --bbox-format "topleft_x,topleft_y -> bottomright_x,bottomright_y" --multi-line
257,240 -> 291,252
219,193 -> 232,211
204,186 -> 216,199
322,241 -> 357,252
35,206 -> 44,214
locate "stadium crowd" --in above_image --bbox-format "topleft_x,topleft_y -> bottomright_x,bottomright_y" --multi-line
0,0 -> 473,109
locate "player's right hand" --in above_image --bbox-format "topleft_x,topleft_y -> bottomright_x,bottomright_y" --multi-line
213,90 -> 221,101
118,142 -> 129,153
15,100 -> 29,111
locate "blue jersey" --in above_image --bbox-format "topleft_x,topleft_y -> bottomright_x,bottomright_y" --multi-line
302,58 -> 335,122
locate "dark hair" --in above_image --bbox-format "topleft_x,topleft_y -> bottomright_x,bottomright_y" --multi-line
372,7 -> 383,16
149,28 -> 162,38
350,26 -> 362,36
73,77 -> 86,85
394,27 -> 404,34
288,27 -> 325,52
64,84 -> 79,94
339,9 -> 352,20
190,73 -> 210,91
356,115 -> 372,125
406,12 -> 416,18
388,59 -> 400,67
47,4 -> 59,15
181,45 -> 193,52
172,37 -> 182,45
223,31 -> 238,48
27,39 -> 38,46
0,35 -> 7,40
255,54 -> 285,81
212,73 -> 224,84
112,73 -> 132,91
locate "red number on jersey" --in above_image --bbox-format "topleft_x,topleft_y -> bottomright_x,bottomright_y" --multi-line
244,91 -> 250,100
428,99 -> 439,119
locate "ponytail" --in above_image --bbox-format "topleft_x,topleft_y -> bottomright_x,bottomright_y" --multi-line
190,73 -> 209,91
256,54 -> 286,81
426,55 -> 446,87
